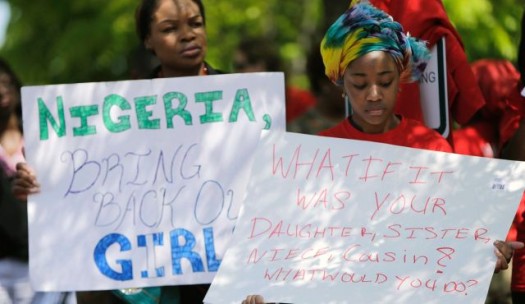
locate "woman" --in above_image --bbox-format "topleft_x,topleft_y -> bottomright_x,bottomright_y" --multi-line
317,0 -> 451,152
0,58 -> 74,304
0,57 -> 32,304
320,0 -> 520,274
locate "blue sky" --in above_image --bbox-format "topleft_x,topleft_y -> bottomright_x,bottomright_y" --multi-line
0,1 -> 10,47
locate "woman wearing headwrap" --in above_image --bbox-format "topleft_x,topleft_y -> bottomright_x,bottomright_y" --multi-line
12,0 -> 216,303
317,0 -> 451,152
241,3 -> 521,303
318,0 -> 521,274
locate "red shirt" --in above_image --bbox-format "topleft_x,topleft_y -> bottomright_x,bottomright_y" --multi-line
318,116 -> 453,153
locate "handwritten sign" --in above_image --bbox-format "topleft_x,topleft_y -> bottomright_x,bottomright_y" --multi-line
21,73 -> 285,291
204,132 -> 525,304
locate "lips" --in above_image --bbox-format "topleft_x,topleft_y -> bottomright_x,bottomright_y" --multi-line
180,45 -> 202,57
365,106 -> 385,116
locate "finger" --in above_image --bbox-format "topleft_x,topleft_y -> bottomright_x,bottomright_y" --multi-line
14,171 -> 40,189
16,167 -> 38,182
12,177 -> 40,192
11,177 -> 40,201
494,246 -> 509,272
244,295 -> 265,304
508,241 -> 525,250
16,162 -> 33,175
494,240 -> 513,262
16,162 -> 37,179
12,184 -> 40,196
16,162 -> 27,171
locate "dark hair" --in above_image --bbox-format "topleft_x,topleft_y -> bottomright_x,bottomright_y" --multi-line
135,0 -> 206,44
306,40 -> 326,95
235,37 -> 282,72
0,58 -> 21,92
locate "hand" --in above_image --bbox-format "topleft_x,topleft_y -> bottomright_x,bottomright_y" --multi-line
11,162 -> 40,201
242,295 -> 265,304
493,240 -> 524,273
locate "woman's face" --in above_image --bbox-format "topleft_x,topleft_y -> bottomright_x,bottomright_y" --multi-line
0,72 -> 19,114
145,0 -> 207,76
343,51 -> 400,133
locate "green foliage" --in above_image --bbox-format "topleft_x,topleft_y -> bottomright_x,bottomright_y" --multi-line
442,0 -> 522,62
0,0 -> 522,86
1,0 -> 136,84
205,0 -> 322,74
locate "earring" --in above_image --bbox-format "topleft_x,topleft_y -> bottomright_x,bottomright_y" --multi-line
343,94 -> 352,117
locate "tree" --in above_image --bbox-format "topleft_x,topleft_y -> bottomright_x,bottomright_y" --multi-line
0,0 -> 522,86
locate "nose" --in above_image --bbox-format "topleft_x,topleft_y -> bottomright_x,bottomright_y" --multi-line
366,84 -> 382,102
180,24 -> 196,42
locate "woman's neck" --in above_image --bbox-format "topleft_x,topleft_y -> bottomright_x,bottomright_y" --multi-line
159,63 -> 208,78
349,114 -> 401,134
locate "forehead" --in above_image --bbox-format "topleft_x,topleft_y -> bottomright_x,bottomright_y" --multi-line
347,51 -> 396,73
153,0 -> 201,19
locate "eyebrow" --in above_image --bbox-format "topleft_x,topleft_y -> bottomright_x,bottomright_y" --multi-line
350,70 -> 395,77
158,14 -> 203,24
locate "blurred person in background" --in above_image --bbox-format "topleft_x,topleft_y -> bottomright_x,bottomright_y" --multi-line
0,58 -> 74,304
286,42 -> 345,134
503,10 -> 525,304
233,36 -> 317,123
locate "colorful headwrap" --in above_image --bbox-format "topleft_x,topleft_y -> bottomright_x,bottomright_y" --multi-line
321,0 -> 430,86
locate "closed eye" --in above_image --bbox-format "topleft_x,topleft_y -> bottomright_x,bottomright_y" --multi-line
191,21 -> 204,28
161,26 -> 178,33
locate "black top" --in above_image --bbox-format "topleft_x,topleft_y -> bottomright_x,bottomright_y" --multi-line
149,61 -> 224,78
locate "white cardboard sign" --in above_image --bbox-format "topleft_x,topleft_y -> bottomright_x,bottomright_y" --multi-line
205,132 -> 525,304
21,73 -> 285,291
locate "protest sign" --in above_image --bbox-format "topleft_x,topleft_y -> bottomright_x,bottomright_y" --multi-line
20,72 -> 285,291
204,132 -> 525,304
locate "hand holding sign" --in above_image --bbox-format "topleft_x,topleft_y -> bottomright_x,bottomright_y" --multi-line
12,162 -> 40,200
